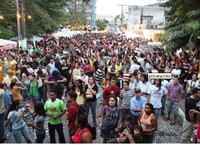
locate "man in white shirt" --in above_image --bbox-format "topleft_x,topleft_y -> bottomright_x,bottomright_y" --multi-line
130,59 -> 140,73
77,68 -> 89,87
186,73 -> 199,99
171,64 -> 181,77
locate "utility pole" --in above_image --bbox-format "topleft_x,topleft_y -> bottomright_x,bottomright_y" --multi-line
16,0 -> 21,45
140,8 -> 143,25
118,4 -> 127,32
21,0 -> 26,39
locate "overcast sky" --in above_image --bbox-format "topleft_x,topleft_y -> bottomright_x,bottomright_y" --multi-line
96,0 -> 158,16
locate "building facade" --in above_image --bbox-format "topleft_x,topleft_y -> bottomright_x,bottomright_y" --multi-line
126,3 -> 166,30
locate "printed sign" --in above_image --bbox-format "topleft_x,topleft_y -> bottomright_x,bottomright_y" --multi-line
148,73 -> 172,79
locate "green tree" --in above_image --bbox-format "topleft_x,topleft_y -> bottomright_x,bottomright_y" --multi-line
65,0 -> 87,27
96,19 -> 107,31
160,0 -> 200,52
0,0 -> 17,39
0,0 -> 67,39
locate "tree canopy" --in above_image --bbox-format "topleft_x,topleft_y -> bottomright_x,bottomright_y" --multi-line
160,0 -> 200,52
96,19 -> 107,31
0,0 -> 67,39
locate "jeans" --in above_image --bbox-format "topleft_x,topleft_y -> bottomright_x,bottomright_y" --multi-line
120,108 -> 131,123
85,100 -> 97,127
161,95 -> 166,115
154,108 -> 161,118
48,123 -> 66,143
167,101 -> 179,115
0,112 -> 5,143
96,81 -> 103,102
21,84 -> 30,101
12,124 -> 31,143
38,86 -> 47,103
181,119 -> 193,143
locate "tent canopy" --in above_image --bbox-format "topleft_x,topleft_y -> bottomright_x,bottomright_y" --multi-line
52,29 -> 84,38
0,39 -> 17,50
52,29 -> 74,38
124,32 -> 143,38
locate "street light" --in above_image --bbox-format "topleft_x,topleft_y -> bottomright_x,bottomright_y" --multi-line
27,15 -> 32,19
0,15 -> 4,20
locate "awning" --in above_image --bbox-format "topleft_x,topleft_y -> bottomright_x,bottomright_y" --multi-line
0,39 -> 17,50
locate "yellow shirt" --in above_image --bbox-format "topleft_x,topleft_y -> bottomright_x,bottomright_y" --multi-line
76,91 -> 85,105
8,60 -> 17,74
90,60 -> 94,72
116,64 -> 123,72
0,72 -> 5,83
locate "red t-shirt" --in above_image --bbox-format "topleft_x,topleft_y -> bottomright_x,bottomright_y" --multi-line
196,123 -> 200,140
66,101 -> 78,131
72,128 -> 92,143
103,86 -> 120,106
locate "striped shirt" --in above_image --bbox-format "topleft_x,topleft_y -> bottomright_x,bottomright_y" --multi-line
95,69 -> 103,85
120,88 -> 134,108
123,70 -> 132,81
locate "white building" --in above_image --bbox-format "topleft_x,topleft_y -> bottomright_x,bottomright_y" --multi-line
126,3 -> 166,30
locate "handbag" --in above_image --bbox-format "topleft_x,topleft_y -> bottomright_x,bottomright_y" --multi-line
85,88 -> 93,99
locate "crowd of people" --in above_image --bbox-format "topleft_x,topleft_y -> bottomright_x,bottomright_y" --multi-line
0,32 -> 200,143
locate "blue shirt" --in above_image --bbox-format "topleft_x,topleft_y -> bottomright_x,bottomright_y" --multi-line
130,96 -> 147,116
4,90 -> 11,113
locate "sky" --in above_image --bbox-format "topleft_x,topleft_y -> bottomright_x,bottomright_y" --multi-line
96,0 -> 158,16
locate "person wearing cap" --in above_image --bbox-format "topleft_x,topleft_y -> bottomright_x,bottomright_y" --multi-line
130,88 -> 147,125
0,88 -> 6,143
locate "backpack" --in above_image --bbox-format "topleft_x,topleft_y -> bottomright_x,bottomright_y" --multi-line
73,103 -> 86,116
51,82 -> 65,99
77,104 -> 86,116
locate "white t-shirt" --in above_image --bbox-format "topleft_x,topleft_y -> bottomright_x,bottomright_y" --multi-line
137,57 -> 144,67
130,64 -> 140,72
22,73 -> 30,85
137,81 -> 152,94
161,80 -> 169,88
77,75 -> 89,85
171,69 -> 181,77
148,85 -> 168,108
187,80 -> 199,93
129,82 -> 135,90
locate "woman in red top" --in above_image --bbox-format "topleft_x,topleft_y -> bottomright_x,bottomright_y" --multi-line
72,114 -> 93,143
